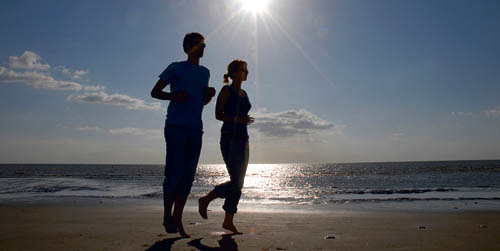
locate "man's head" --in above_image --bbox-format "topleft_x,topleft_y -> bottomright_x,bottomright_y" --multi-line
183,32 -> 205,58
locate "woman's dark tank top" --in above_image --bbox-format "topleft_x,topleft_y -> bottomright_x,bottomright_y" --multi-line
220,85 -> 252,139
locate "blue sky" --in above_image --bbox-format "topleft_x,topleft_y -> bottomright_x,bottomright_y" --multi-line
1,0 -> 499,164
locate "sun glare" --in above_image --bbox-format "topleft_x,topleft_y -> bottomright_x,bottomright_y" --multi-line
240,0 -> 269,13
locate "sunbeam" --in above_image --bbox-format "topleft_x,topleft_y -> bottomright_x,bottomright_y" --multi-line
264,10 -> 335,86
240,0 -> 270,14
206,8 -> 245,40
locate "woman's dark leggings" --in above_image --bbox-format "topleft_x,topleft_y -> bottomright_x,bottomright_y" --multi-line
214,133 -> 249,214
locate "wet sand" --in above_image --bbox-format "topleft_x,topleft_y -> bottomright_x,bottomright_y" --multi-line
1,202 -> 499,251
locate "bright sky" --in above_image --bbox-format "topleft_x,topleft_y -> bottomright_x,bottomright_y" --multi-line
1,0 -> 499,164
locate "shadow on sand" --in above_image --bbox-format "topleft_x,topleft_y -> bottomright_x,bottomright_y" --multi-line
145,234 -> 238,251
146,237 -> 184,251
188,234 -> 239,251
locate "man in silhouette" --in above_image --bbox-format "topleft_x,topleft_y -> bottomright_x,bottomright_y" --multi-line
151,32 -> 216,237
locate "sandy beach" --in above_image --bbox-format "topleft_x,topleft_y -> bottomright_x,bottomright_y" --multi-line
1,199 -> 499,251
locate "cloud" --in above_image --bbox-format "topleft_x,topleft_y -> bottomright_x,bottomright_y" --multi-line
108,127 -> 162,140
55,66 -> 88,79
76,126 -> 103,132
452,111 -> 473,116
2,51 -> 155,113
55,66 -> 71,74
484,106 -> 500,117
0,66 -> 104,91
9,51 -> 50,70
109,127 -> 161,136
251,109 -> 336,137
67,91 -> 161,110
73,70 -> 88,79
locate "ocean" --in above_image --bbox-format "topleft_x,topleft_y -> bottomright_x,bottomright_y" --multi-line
1,160 -> 500,211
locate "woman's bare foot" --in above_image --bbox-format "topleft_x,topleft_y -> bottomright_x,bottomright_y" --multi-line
222,222 -> 242,234
198,197 -> 209,219
222,213 -> 242,234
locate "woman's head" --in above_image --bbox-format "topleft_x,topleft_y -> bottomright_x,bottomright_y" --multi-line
223,59 -> 248,84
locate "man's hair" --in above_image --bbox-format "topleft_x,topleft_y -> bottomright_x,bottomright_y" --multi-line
183,32 -> 205,53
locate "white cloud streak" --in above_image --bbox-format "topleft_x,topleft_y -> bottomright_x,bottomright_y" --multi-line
56,66 -> 88,79
67,91 -> 161,111
73,70 -> 88,79
9,51 -> 50,70
251,109 -> 336,137
55,66 -> 71,74
2,50 -> 158,113
0,66 -> 104,91
76,126 -> 103,132
108,127 -> 162,141
109,127 -> 161,136
484,106 -> 500,117
452,111 -> 473,116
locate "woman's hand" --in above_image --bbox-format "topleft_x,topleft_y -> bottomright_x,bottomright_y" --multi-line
238,116 -> 255,125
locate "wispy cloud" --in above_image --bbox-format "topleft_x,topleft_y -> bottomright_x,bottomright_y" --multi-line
9,51 -> 50,70
55,66 -> 71,74
56,66 -> 88,79
73,70 -> 88,79
0,66 -> 104,91
76,126 -> 103,132
2,50 -> 157,112
67,91 -> 161,111
251,109 -> 336,137
452,111 -> 473,116
108,127 -> 162,140
484,106 -> 500,117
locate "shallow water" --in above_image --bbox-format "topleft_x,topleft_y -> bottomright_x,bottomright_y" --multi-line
1,160 -> 500,211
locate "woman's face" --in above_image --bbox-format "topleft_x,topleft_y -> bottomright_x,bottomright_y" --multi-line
233,64 -> 248,82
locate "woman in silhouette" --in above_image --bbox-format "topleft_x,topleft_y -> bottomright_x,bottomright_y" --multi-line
199,59 -> 254,234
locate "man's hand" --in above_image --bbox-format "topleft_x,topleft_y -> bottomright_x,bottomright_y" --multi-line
206,86 -> 216,98
204,86 -> 216,105
171,91 -> 188,103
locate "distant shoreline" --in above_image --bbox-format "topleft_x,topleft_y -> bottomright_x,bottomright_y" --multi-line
1,158 -> 500,165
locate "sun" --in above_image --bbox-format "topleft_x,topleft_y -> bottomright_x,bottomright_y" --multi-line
240,0 -> 270,13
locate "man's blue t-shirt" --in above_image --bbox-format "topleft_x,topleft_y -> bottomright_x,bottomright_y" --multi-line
159,61 -> 210,131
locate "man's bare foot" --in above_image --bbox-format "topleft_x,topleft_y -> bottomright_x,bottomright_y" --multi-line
163,216 -> 178,233
173,218 -> 190,238
223,222 -> 242,234
198,197 -> 209,219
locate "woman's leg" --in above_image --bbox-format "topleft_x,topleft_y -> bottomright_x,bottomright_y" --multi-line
198,189 -> 217,219
221,136 -> 249,233
199,133 -> 234,219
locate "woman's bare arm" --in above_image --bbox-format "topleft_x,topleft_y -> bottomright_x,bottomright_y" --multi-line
215,87 -> 253,124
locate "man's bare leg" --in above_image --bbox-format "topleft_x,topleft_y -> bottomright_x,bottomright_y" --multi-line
173,194 -> 190,238
163,196 -> 177,233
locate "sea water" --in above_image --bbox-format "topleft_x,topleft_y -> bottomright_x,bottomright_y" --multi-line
1,160 -> 500,211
